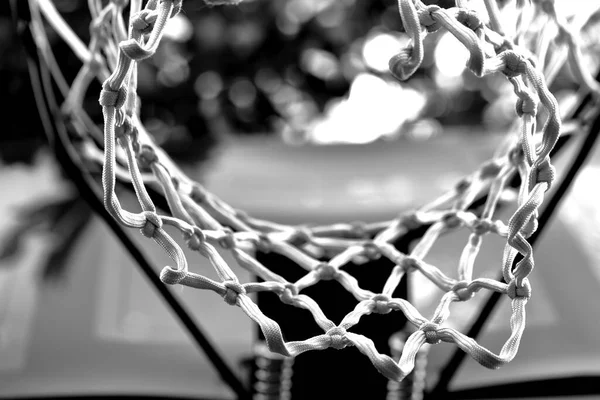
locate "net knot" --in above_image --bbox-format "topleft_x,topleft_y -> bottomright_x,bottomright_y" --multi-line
480,160 -> 502,179
350,221 -> 368,238
223,280 -> 245,306
87,54 -> 106,74
190,184 -> 208,203
400,212 -> 421,230
99,83 -> 127,109
516,93 -> 538,117
443,211 -> 462,229
452,281 -> 474,301
185,226 -> 206,251
315,263 -> 338,281
290,227 -> 312,246
532,157 -> 555,189
141,211 -> 162,238
420,322 -> 441,344
496,37 -> 515,54
115,116 -> 137,141
256,233 -> 272,253
326,327 -> 349,350
137,145 -> 158,169
400,256 -> 419,273
218,228 -> 236,250
89,18 -> 110,47
456,8 -> 484,32
362,241 -> 382,261
454,177 -> 472,194
279,283 -> 298,303
508,146 -> 525,166
131,9 -> 155,34
502,51 -> 528,78
370,294 -> 392,314
507,278 -> 532,300
418,5 -> 441,32
472,218 -> 494,236
160,265 -> 186,285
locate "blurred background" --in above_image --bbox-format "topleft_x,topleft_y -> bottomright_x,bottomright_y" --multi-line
4,0 -> 598,166
2,0 -> 600,399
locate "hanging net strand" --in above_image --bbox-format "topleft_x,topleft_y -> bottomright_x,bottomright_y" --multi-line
29,0 -> 600,383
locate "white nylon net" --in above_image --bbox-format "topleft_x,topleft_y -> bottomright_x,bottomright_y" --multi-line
29,0 -> 600,382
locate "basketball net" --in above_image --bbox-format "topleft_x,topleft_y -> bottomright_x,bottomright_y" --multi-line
26,0 -> 600,383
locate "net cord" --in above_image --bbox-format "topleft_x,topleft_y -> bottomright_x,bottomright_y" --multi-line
430,67 -> 600,395
12,2 -> 250,397
23,0 -> 600,385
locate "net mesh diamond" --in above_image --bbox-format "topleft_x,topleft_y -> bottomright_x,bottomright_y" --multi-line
28,0 -> 600,382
